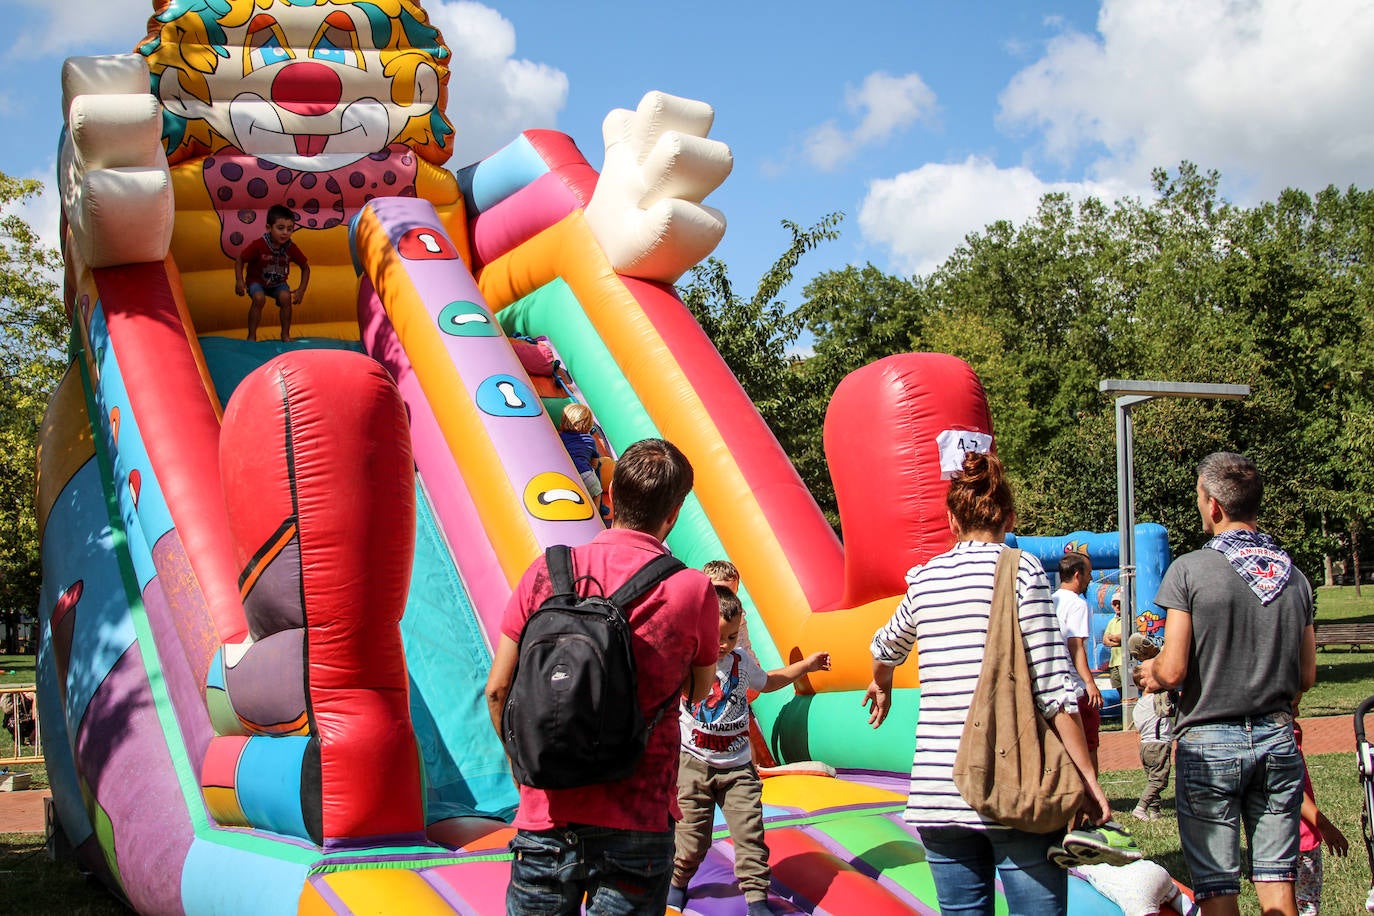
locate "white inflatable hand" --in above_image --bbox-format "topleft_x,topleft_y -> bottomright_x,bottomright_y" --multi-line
584,91 -> 733,284
59,54 -> 174,269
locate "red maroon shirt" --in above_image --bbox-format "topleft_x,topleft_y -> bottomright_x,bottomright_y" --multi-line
239,235 -> 308,287
501,528 -> 719,832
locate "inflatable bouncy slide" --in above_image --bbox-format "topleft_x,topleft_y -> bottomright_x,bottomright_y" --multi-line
35,2 -> 1185,913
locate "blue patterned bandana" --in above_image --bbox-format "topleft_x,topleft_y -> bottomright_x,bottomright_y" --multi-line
1206,529 -> 1292,605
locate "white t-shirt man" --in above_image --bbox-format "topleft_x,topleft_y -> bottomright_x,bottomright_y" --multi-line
1053,587 -> 1092,696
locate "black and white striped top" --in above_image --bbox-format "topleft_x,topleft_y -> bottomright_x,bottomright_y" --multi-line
870,540 -> 1079,830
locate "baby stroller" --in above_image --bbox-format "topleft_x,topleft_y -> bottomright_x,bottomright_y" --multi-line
1357,694 -> 1374,912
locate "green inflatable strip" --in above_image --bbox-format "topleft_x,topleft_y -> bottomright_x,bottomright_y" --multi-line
192,825 -> 319,863
750,686 -> 923,773
541,397 -> 574,424
307,853 -> 506,875
498,281 -> 726,569
811,813 -> 943,907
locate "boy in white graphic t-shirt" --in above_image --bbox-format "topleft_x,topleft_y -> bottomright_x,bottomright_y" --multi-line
668,586 -> 829,916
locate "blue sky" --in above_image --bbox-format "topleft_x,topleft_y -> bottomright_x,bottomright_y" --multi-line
5,1 -> 1374,309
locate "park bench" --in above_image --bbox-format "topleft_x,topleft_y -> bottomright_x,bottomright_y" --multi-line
1314,622 -> 1374,651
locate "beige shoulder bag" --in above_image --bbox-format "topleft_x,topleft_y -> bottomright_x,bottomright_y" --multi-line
952,547 -> 1086,833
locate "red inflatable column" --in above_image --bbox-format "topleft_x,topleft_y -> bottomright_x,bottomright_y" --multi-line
220,350 -> 422,843
826,353 -> 993,608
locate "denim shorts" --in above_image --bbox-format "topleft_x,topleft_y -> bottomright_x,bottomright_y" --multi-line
247,280 -> 290,300
507,823 -> 674,915
1174,711 -> 1304,900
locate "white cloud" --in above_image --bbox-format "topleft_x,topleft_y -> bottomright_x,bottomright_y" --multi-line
857,156 -> 1135,276
425,1 -> 569,165
998,0 -> 1374,198
802,72 -> 937,171
7,0 -> 147,59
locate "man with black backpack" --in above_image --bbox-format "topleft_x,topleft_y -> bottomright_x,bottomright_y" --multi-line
486,437 -> 719,915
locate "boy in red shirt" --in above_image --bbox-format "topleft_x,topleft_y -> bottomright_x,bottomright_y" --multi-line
235,204 -> 310,342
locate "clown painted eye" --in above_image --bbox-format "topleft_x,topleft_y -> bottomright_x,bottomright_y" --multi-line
310,13 -> 364,71
311,33 -> 360,68
255,39 -> 291,68
244,17 -> 294,75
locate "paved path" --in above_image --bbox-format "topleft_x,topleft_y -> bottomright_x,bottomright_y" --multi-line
0,786 -> 48,836
0,716 -> 1359,837
1096,712 -> 1357,774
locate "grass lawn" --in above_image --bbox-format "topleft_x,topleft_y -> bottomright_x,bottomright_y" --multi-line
0,654 -> 35,687
0,834 -> 126,915
1307,586 -> 1374,718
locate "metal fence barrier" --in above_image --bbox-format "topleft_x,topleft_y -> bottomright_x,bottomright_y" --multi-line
0,685 -> 42,767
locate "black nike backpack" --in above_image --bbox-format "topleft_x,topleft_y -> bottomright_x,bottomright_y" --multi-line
501,544 -> 686,789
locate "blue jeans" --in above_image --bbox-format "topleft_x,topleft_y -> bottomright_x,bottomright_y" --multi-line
507,824 -> 674,915
917,825 -> 1067,915
1175,712 -> 1304,901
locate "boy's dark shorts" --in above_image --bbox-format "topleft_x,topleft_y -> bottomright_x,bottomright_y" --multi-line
1080,700 -> 1100,752
247,281 -> 290,301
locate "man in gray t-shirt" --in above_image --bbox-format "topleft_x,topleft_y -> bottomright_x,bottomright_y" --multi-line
1153,549 -> 1313,733
1140,452 -> 1315,915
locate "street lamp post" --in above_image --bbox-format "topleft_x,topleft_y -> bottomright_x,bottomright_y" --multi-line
1098,380 -> 1249,728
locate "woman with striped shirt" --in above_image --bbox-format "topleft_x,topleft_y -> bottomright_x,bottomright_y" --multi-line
864,451 -> 1110,915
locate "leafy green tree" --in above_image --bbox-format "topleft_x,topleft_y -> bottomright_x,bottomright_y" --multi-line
0,174 -> 66,653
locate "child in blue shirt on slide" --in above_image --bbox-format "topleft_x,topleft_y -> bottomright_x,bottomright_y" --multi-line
557,403 -> 602,502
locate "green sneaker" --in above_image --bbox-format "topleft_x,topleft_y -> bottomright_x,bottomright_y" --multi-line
1060,820 -> 1143,867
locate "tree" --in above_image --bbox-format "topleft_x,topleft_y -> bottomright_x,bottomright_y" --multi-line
0,173 -> 66,653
